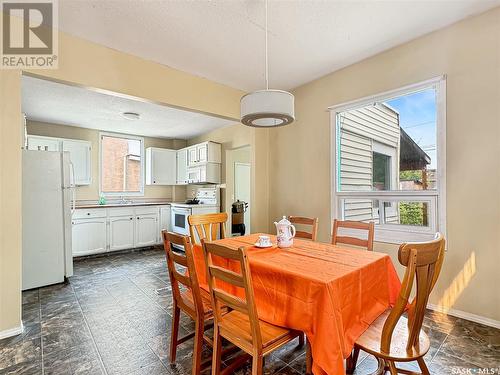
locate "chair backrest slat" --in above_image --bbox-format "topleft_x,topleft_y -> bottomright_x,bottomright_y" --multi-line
209,265 -> 245,288
202,241 -> 263,349
331,219 -> 375,251
289,216 -> 319,241
380,233 -> 445,353
188,213 -> 228,245
213,289 -> 248,314
162,231 -> 204,317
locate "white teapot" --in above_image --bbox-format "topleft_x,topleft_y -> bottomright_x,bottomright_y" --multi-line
274,216 -> 296,248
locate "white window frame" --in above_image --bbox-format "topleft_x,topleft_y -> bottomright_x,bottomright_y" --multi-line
329,76 -> 447,244
99,132 -> 145,197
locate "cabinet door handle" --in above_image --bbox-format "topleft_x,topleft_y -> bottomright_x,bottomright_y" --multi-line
130,217 -> 133,220
137,217 -> 140,220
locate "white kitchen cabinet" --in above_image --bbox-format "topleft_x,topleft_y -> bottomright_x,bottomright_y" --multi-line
187,146 -> 198,167
187,142 -> 221,167
187,163 -> 221,184
109,215 -> 135,251
73,205 -> 166,256
62,139 -> 92,186
27,136 -> 60,151
135,214 -> 158,247
72,218 -> 107,256
27,136 -> 92,186
146,147 -> 176,185
197,144 -> 208,163
176,148 -> 188,185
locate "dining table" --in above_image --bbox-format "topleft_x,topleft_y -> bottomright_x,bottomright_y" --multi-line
191,233 -> 401,375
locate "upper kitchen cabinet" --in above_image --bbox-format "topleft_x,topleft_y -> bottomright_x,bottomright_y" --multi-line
62,139 -> 92,186
145,147 -> 176,185
187,141 -> 221,167
176,148 -> 188,185
27,135 -> 60,152
27,135 -> 92,186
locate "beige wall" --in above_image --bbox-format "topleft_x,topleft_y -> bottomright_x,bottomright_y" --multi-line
269,8 -> 500,322
0,17 -> 243,333
0,70 -> 23,335
188,125 -> 270,234
26,121 -> 187,201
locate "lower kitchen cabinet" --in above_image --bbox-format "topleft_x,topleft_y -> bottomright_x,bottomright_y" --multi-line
109,215 -> 135,251
135,214 -> 158,247
72,205 -> 166,257
72,218 -> 107,256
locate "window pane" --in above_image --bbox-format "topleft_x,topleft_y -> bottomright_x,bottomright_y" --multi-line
384,201 -> 430,227
339,198 -> 380,224
101,135 -> 142,193
337,87 -> 437,192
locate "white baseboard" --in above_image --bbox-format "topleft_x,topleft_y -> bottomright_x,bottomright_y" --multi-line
0,323 -> 24,340
427,303 -> 500,329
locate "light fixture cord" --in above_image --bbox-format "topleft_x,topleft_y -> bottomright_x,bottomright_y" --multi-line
265,0 -> 269,90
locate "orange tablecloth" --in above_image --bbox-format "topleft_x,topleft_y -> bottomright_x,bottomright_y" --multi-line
192,234 -> 401,375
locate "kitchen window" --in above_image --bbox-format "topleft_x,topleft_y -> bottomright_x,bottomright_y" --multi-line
100,133 -> 145,196
330,76 -> 446,243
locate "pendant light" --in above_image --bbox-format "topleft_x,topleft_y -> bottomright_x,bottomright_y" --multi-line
240,0 -> 295,127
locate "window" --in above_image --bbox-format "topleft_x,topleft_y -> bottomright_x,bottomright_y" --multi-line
100,133 -> 144,196
330,77 -> 446,243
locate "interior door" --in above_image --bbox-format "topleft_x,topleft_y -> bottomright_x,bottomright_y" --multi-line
234,163 -> 251,234
109,216 -> 135,251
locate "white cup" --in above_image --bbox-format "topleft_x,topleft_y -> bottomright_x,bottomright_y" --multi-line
258,235 -> 271,247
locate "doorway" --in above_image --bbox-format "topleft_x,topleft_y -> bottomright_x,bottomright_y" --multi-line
234,162 -> 251,234
225,145 -> 251,236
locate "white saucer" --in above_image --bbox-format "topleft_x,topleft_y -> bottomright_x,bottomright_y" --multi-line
254,242 -> 273,248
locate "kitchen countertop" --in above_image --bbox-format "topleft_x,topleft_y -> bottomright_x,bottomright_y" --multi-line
75,201 -> 172,209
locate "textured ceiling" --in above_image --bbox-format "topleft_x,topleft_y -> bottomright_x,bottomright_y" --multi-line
57,0 -> 500,91
22,76 -> 236,139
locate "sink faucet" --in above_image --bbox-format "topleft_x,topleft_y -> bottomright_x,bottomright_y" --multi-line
119,196 -> 132,205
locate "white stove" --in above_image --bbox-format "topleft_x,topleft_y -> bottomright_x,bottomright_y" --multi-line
170,187 -> 220,236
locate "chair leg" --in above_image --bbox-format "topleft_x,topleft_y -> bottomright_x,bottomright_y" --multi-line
251,355 -> 264,375
192,320 -> 204,375
306,338 -> 313,375
170,304 -> 180,363
417,357 -> 430,375
346,346 -> 360,374
387,360 -> 398,375
211,326 -> 222,375
298,332 -> 305,346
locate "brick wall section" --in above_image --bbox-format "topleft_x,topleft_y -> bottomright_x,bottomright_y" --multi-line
102,136 -> 141,193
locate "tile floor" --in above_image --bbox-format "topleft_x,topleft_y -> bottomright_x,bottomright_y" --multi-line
1,248 -> 499,374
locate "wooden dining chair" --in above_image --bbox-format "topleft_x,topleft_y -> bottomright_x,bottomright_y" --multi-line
288,216 -> 319,241
202,241 -> 303,375
162,231 -> 220,375
331,219 -> 375,251
346,233 -> 445,375
188,212 -> 228,245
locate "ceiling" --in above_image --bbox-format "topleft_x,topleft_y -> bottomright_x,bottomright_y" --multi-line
22,75 -> 236,139
57,0 -> 500,91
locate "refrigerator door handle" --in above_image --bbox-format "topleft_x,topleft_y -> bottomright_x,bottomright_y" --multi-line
69,161 -> 76,215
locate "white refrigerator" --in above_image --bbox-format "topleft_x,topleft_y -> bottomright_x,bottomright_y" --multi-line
22,150 -> 74,290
